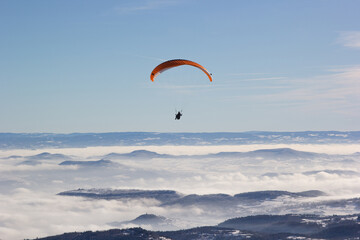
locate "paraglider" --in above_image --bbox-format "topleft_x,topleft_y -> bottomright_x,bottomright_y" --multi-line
150,59 -> 212,120
175,111 -> 183,120
150,59 -> 212,82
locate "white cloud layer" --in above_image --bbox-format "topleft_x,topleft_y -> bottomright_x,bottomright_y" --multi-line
0,144 -> 359,239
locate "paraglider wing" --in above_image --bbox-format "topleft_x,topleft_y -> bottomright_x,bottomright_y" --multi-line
150,59 -> 212,82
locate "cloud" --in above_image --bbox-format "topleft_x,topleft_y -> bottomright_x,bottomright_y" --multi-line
115,0 -> 178,14
238,77 -> 288,82
0,188 -> 165,239
224,65 -> 360,116
0,162 -> 78,173
227,73 -> 280,76
1,144 -> 360,239
338,31 -> 360,49
224,76 -> 288,82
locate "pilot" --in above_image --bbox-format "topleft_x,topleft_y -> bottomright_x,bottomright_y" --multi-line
175,111 -> 182,120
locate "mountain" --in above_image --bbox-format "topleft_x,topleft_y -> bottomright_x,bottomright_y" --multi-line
34,228 -> 169,240
2,155 -> 22,159
59,159 -> 115,167
58,189 -> 183,203
247,148 -> 320,158
26,152 -> 72,160
18,152 -> 72,165
110,213 -> 177,231
218,214 -> 323,234
161,190 -> 326,208
234,190 -> 326,201
59,188 -> 326,208
218,214 -> 360,237
123,213 -> 169,225
103,150 -> 172,159
33,214 -> 360,240
161,193 -> 236,207
28,227 -> 286,240
210,148 -> 321,159
102,147 -> 326,161
1,131 -> 359,149
312,223 -> 360,239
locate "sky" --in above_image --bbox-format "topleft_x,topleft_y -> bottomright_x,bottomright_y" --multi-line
1,0 -> 360,133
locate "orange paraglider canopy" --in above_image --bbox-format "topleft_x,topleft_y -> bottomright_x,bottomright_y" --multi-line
150,59 -> 212,82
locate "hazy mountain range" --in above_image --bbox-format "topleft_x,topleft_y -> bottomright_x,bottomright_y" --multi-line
8,147 -> 344,165
103,148 -> 324,160
1,131 -> 359,149
17,152 -> 73,165
58,189 -> 183,203
58,188 -> 326,205
58,188 -> 360,219
34,213 -> 360,240
59,159 -> 115,167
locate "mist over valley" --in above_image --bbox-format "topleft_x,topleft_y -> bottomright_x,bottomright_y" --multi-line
0,132 -> 359,239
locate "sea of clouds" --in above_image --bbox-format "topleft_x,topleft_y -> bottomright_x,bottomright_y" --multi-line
0,144 -> 359,239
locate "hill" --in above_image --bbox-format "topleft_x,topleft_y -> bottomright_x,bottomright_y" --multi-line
33,214 -> 360,240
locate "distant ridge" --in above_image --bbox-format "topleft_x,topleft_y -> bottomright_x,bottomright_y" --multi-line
208,148 -> 321,159
58,189 -> 183,203
102,148 -> 325,160
26,152 -> 71,160
18,152 -> 72,165
162,190 -> 326,207
59,188 -> 326,206
104,150 -> 171,159
234,190 -> 326,200
59,159 -> 115,167
1,131 -> 359,149
110,213 -> 176,231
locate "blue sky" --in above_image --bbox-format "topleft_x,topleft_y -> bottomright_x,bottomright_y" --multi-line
1,0 -> 359,133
